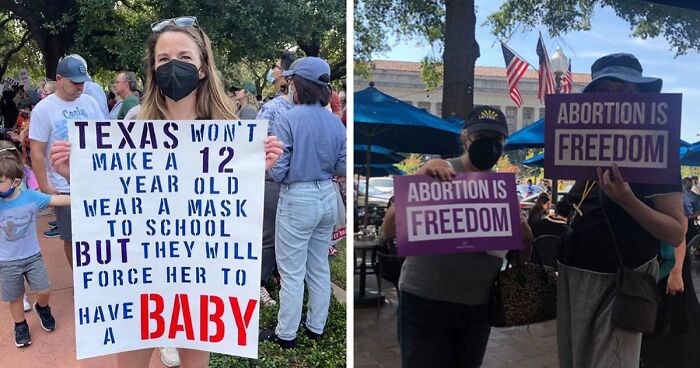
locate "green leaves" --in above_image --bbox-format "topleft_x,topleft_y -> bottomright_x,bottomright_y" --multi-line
209,280 -> 347,368
486,0 -> 700,56
1,0 -> 346,83
420,56 -> 443,92
355,0 -> 446,62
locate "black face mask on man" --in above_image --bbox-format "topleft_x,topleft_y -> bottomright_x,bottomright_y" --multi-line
468,137 -> 503,171
155,59 -> 201,101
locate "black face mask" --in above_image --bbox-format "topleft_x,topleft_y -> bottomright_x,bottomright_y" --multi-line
468,137 -> 503,171
155,59 -> 201,101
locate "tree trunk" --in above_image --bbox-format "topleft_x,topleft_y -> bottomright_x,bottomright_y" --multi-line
330,59 -> 346,81
441,0 -> 479,121
297,38 -> 321,57
40,35 -> 70,78
0,0 -> 76,79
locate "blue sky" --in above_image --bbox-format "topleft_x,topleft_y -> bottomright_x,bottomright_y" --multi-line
377,1 -> 700,142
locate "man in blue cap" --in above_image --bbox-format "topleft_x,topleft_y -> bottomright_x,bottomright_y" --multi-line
65,54 -> 109,118
29,55 -> 104,269
558,53 -> 684,368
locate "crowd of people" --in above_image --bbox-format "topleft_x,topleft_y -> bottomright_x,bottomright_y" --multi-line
381,53 -> 700,368
0,15 -> 346,367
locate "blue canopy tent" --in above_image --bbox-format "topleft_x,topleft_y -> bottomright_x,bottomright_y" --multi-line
354,164 -> 406,177
354,86 -> 462,156
355,85 -> 461,225
354,145 -> 405,165
681,142 -> 700,166
504,118 -> 546,150
522,153 -> 545,168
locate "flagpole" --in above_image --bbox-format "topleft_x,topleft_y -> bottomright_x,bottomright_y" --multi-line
501,41 -> 539,73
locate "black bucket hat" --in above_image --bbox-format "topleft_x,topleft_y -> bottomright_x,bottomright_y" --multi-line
583,53 -> 662,93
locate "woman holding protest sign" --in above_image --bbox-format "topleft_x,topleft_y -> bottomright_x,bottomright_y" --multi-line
557,53 -> 685,368
50,16 -> 283,368
381,106 -> 533,368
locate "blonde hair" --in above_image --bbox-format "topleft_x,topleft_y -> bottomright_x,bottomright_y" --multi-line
138,25 -> 237,120
0,141 -> 23,180
44,81 -> 56,94
237,91 -> 259,113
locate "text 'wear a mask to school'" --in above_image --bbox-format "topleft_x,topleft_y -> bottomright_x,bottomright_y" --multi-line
468,137 -> 503,171
156,59 -> 201,101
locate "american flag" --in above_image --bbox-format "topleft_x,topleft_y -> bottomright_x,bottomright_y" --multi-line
501,42 -> 530,108
560,62 -> 573,94
536,34 -> 556,103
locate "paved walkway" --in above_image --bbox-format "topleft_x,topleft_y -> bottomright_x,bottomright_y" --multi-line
354,251 -> 700,368
0,212 -> 164,367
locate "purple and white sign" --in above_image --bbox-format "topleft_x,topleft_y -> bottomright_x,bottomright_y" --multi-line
544,93 -> 681,184
393,173 -> 522,256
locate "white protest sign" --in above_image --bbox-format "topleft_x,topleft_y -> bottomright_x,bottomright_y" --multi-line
19,69 -> 30,90
69,120 -> 267,359
2,77 -> 19,91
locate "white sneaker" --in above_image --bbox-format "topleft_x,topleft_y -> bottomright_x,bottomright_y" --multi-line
260,286 -> 277,306
160,347 -> 180,367
23,295 -> 30,312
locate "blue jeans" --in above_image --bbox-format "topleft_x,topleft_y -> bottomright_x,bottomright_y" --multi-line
274,180 -> 337,340
399,291 -> 491,368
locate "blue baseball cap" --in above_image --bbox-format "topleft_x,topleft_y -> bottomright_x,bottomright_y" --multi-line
56,56 -> 91,83
282,57 -> 331,86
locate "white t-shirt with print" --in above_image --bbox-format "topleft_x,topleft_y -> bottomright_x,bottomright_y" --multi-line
29,93 -> 103,193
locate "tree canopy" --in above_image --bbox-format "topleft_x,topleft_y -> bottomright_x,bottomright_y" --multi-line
486,0 -> 700,56
0,0 -> 345,93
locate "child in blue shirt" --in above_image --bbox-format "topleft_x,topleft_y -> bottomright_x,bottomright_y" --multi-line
0,156 -> 69,347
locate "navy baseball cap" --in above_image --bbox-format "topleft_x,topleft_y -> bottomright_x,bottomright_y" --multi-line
463,106 -> 509,137
282,57 -> 331,86
583,53 -> 662,93
56,56 -> 91,83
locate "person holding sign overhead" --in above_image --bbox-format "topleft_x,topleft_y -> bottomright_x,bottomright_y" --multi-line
50,16 -> 283,368
382,106 -> 533,368
557,53 -> 685,368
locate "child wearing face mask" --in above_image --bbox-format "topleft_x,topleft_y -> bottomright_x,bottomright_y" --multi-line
0,155 -> 70,348
381,106 -> 533,368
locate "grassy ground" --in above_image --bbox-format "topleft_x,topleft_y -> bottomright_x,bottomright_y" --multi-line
209,239 -> 347,367
330,239 -> 346,289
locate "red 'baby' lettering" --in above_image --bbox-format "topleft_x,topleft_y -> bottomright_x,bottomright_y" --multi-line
139,293 -> 258,345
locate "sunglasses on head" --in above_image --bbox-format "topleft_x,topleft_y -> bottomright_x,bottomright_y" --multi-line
151,16 -> 200,33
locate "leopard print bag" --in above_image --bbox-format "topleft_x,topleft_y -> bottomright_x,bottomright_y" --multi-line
489,250 -> 558,327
